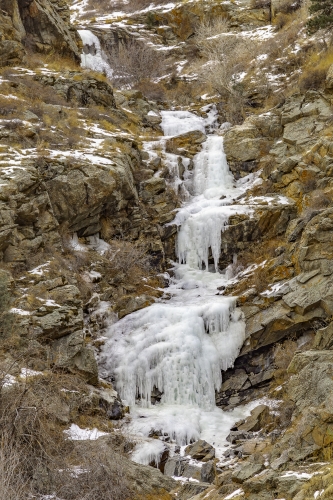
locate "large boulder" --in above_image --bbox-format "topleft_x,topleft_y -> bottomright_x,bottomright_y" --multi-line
166,130 -> 206,156
17,0 -> 79,58
224,123 -> 268,163
185,439 -> 215,461
35,73 -> 116,108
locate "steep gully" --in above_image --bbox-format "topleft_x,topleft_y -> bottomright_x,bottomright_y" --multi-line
79,31 -> 261,467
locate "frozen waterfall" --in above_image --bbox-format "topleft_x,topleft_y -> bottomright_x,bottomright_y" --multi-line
78,30 -> 113,78
100,109 -> 252,460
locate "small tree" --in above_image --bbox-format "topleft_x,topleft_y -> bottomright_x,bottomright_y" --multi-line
109,41 -> 166,88
307,0 -> 333,33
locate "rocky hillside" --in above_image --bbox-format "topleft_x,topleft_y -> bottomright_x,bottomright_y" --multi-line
2,0 -> 333,499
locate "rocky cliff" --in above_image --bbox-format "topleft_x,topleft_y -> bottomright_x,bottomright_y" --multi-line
2,0 -> 333,498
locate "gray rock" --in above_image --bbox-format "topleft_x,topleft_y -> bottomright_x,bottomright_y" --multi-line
232,463 -> 264,483
243,469 -> 278,493
201,461 -> 215,483
176,482 -> 210,500
236,405 -> 270,432
227,431 -> 254,444
182,462 -> 201,481
35,72 -> 116,108
185,439 -> 215,461
164,456 -> 187,477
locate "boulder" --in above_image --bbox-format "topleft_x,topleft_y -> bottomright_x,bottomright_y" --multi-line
35,73 -> 116,108
236,405 -> 270,432
175,482 -> 211,500
232,463 -> 265,484
91,385 -> 124,420
140,177 -> 166,202
116,294 -> 155,319
283,116 -> 317,147
14,0 -> 80,58
201,461 -> 216,483
313,322 -> 333,350
243,469 -> 278,494
0,6 -> 25,66
165,130 -> 206,156
224,123 -> 269,163
164,456 -> 187,477
185,439 -> 215,461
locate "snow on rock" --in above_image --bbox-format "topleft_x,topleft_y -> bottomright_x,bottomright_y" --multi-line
9,308 -> 31,316
20,368 -> 43,378
64,424 -> 109,441
225,489 -> 244,499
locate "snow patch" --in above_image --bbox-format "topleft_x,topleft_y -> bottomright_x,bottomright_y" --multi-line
64,424 -> 109,441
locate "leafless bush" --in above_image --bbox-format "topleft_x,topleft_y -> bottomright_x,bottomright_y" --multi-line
299,67 -> 326,91
195,18 -> 257,122
0,433 -> 31,500
52,450 -> 132,500
86,0 -> 171,14
0,374 -> 134,500
252,266 -> 271,293
137,81 -> 166,102
104,240 -> 152,279
109,41 -> 167,88
275,12 -> 289,30
1,119 -> 23,130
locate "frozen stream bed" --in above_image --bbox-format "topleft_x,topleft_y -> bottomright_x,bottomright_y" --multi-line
100,109 -> 263,466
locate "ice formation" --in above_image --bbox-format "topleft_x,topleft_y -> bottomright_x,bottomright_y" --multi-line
78,30 -> 113,78
100,109 -> 251,464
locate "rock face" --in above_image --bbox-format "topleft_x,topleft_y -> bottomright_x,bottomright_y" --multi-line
1,0 -> 80,62
35,73 -> 117,108
0,8 -> 25,66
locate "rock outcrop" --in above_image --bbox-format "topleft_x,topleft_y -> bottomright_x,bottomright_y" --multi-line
1,0 -> 80,62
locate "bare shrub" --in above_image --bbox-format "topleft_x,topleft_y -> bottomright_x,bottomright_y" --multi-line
252,266 -> 271,293
195,18 -> 257,123
52,450 -> 132,500
104,240 -> 152,279
275,12 -> 290,29
86,0 -> 171,14
0,433 -> 31,500
109,41 -> 167,88
137,81 -> 166,102
299,67 -> 326,90
0,374 -> 134,500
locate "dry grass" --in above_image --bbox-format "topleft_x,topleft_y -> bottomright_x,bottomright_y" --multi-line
0,372 -> 134,500
299,46 -> 333,91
